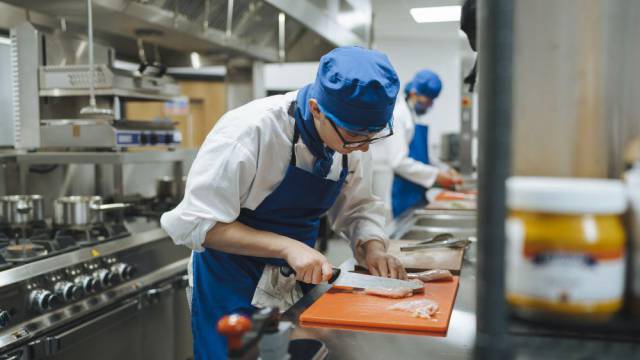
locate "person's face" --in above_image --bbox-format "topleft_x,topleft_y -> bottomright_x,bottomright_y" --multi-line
408,92 -> 434,115
309,99 -> 375,154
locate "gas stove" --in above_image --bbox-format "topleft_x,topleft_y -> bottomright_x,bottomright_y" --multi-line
120,194 -> 177,220
0,227 -> 190,358
0,222 -> 130,269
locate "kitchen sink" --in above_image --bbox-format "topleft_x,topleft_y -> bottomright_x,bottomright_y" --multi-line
399,225 -> 476,240
413,214 -> 476,228
391,208 -> 478,240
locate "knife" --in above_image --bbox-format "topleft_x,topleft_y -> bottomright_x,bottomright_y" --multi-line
400,238 -> 472,252
280,266 -> 423,292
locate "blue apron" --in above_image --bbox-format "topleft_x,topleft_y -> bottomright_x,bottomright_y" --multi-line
191,108 -> 348,359
391,124 -> 430,217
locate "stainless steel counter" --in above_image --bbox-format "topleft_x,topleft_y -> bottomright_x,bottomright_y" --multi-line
283,253 -> 477,360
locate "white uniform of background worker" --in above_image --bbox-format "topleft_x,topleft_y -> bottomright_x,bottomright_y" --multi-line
371,70 -> 462,218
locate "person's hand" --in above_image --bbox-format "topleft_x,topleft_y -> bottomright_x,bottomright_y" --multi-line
436,170 -> 463,189
446,168 -> 461,179
362,240 -> 407,280
282,241 -> 333,284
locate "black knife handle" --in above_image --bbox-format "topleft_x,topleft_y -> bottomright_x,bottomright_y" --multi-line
329,268 -> 341,283
279,266 -> 341,284
279,265 -> 295,277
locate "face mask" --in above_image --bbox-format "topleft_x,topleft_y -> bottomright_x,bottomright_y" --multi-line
414,102 -> 429,115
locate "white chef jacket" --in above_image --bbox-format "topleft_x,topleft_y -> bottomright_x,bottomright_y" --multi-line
161,91 -> 388,284
370,99 -> 440,207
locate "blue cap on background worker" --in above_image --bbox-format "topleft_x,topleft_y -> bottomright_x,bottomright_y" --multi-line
404,80 -> 414,98
370,68 -> 463,218
411,69 -> 443,115
161,46 -> 407,359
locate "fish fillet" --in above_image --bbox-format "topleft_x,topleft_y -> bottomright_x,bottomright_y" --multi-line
363,287 -> 413,298
388,299 -> 439,319
407,269 -> 453,283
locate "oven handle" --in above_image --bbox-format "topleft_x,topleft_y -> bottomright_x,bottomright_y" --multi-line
34,299 -> 140,356
145,273 -> 189,303
145,283 -> 175,302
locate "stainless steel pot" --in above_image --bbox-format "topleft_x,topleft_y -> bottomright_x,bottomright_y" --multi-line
54,196 -> 129,227
0,195 -> 45,225
155,176 -> 176,200
155,176 -> 187,200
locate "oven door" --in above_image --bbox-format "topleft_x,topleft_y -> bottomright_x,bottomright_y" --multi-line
28,299 -> 144,360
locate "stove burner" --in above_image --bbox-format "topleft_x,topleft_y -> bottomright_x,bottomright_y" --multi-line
119,194 -> 176,220
54,225 -> 111,245
53,223 -> 130,246
0,221 -> 50,240
1,242 -> 48,263
0,221 -> 130,267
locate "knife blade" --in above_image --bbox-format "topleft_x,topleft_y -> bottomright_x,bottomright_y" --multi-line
280,265 -> 423,291
331,271 -> 423,291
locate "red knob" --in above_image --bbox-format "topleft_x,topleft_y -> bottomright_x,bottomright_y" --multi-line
217,314 -> 252,351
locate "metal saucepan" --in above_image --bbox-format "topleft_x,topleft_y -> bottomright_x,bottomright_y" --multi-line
155,176 -> 187,200
155,176 -> 177,200
0,195 -> 45,225
54,196 -> 130,227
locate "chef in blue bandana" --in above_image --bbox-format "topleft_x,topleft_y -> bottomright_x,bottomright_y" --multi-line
161,46 -> 407,359
372,69 -> 463,218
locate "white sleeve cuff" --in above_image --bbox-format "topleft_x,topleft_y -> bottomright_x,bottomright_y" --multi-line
160,212 -> 215,253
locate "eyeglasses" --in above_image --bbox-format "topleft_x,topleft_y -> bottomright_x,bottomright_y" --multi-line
327,118 -> 394,149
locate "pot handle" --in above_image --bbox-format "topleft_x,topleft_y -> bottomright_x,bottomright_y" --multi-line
90,203 -> 131,212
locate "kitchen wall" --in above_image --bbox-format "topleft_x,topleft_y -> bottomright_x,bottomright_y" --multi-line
511,0 -> 640,178
374,36 -> 469,162
263,62 -> 318,92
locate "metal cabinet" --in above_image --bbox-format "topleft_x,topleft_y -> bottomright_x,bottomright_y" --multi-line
140,281 -> 178,360
173,287 -> 193,360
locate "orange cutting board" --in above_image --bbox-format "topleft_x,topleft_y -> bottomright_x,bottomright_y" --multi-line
300,276 -> 459,334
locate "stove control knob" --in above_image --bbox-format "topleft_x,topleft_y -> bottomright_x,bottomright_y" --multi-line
48,294 -> 61,309
93,269 -> 113,288
74,275 -> 96,294
111,263 -> 135,282
0,310 -> 11,328
55,281 -> 81,302
29,289 -> 55,313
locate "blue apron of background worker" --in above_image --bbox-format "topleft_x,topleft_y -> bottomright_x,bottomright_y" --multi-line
371,69 -> 463,218
161,46 -> 408,359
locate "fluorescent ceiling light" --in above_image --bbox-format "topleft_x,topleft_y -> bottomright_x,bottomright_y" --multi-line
410,5 -> 461,23
0,36 -> 11,45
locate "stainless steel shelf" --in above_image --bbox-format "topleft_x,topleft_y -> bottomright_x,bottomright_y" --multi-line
0,149 -> 196,165
39,88 -> 178,101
